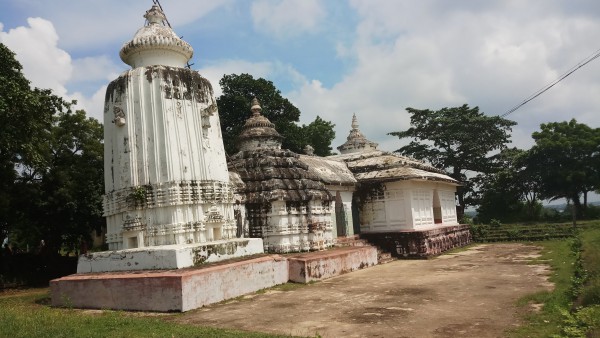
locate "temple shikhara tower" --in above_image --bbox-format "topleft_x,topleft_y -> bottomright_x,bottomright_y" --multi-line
102,5 -> 236,250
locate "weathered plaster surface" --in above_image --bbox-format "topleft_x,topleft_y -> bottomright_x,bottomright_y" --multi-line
102,6 -> 239,252
361,224 -> 472,258
53,246 -> 378,312
288,246 -> 377,283
52,255 -> 288,312
76,238 -> 264,273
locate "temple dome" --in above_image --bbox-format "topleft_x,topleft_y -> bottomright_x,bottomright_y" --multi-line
337,114 -> 379,154
120,5 -> 194,68
238,98 -> 283,151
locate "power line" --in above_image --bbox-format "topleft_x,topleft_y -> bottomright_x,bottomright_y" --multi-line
152,0 -> 171,28
500,47 -> 600,118
152,0 -> 193,69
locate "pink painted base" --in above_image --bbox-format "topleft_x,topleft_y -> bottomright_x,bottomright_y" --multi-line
288,246 -> 378,283
51,255 -> 288,312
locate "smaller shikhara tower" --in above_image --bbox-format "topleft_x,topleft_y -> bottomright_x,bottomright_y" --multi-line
103,5 -> 235,250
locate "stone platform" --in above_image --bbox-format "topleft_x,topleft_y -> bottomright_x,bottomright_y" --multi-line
288,246 -> 377,283
77,238 -> 264,273
51,245 -> 377,312
360,224 -> 472,258
52,255 -> 289,312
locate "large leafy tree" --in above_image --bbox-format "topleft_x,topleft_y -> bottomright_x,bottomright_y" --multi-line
528,119 -> 600,218
301,116 -> 336,156
389,104 -> 517,214
476,148 -> 542,222
0,43 -> 104,253
216,73 -> 335,156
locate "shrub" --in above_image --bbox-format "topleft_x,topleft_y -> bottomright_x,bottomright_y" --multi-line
580,279 -> 600,306
469,224 -> 488,241
489,219 -> 502,228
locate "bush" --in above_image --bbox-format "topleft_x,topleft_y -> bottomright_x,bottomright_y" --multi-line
459,215 -> 474,225
469,224 -> 488,241
585,205 -> 600,220
580,279 -> 600,306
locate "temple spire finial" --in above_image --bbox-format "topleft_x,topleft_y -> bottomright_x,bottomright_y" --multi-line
144,4 -> 167,25
337,113 -> 378,154
250,98 -> 262,117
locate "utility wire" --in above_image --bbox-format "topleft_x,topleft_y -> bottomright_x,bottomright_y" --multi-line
152,0 -> 171,28
152,0 -> 193,69
500,47 -> 600,118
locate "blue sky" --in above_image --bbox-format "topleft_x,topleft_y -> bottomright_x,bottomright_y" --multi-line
1,0 -> 600,154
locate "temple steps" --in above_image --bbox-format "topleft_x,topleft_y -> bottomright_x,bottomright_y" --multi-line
377,251 -> 395,264
334,235 -> 370,247
335,235 -> 396,264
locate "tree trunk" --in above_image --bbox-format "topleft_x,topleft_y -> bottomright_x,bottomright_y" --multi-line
572,194 -> 582,219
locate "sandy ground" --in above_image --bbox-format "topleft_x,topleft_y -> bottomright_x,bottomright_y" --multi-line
173,244 -> 553,338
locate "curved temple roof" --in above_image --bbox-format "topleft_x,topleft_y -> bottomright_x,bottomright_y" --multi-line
331,115 -> 458,185
237,98 -> 283,151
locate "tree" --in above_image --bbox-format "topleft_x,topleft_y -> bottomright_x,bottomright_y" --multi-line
301,116 -> 336,156
528,119 -> 600,220
216,73 -> 335,155
389,104 -> 517,214
476,148 -> 542,222
0,43 -> 104,253
1,42 -> 57,241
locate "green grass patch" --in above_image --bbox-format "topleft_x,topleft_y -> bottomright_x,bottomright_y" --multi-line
509,239 -> 575,337
511,221 -> 600,337
0,290 -> 298,338
470,222 -> 576,242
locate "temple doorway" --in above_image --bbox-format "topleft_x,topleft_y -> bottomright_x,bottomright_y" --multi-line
433,190 -> 442,224
335,191 -> 347,237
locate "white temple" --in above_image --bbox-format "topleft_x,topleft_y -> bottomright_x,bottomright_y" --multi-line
331,114 -> 459,232
78,5 -> 262,273
102,5 -> 236,250
87,4 -> 468,265
228,99 -> 357,253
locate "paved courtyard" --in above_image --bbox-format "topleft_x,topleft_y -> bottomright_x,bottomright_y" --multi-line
173,244 -> 553,337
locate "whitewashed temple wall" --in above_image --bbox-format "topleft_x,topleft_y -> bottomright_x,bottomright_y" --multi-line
253,200 -> 334,253
359,180 -> 458,233
103,66 -> 236,250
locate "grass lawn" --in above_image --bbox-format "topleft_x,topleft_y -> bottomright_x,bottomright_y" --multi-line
509,221 -> 600,337
3,221 -> 599,337
0,289 -> 297,338
509,238 -> 574,337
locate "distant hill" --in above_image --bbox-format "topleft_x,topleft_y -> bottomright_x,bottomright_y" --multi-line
545,201 -> 600,211
463,201 -> 600,218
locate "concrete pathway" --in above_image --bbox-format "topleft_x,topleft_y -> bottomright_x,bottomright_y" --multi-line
174,244 -> 552,338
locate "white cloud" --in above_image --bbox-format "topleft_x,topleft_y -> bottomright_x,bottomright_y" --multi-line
198,59 -> 275,97
0,17 -> 115,122
71,56 -> 124,84
289,1 -> 600,152
70,86 -> 107,123
251,0 -> 325,38
8,1 -> 230,51
197,59 -> 307,98
0,17 -> 72,97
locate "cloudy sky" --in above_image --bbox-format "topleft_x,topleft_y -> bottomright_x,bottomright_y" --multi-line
1,0 -> 599,153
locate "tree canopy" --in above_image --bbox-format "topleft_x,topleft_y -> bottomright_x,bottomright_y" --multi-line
389,104 -> 517,214
528,119 -> 600,218
216,73 -> 335,156
475,148 -> 542,223
0,43 -> 104,253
